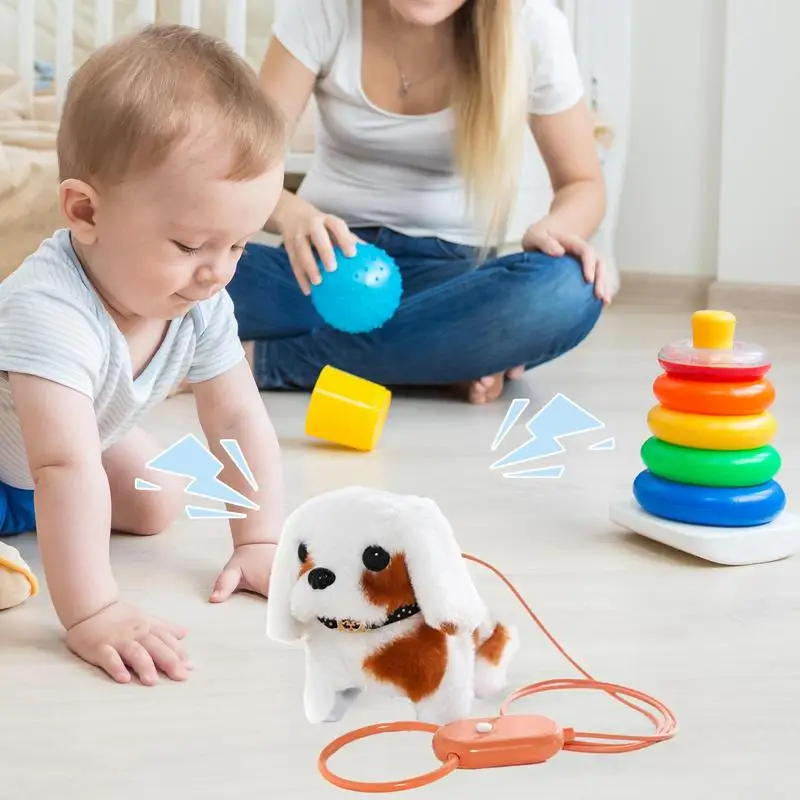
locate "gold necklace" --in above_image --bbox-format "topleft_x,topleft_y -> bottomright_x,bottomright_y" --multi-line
387,5 -> 451,97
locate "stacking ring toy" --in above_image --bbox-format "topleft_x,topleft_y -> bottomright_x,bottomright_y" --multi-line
633,470 -> 786,527
640,437 -> 781,487
647,405 -> 776,450
658,310 -> 771,382
653,374 -> 775,416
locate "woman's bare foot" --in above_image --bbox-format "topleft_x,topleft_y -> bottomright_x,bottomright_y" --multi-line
454,365 -> 525,405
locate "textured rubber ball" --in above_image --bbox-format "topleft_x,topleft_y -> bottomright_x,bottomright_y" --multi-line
311,242 -> 403,334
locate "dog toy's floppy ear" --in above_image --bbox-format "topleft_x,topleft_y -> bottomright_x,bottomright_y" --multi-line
399,496 -> 486,634
266,521 -> 304,644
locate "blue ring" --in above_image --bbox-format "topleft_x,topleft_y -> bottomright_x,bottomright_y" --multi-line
632,470 -> 785,527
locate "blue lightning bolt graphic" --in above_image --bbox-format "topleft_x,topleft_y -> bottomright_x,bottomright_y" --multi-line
134,478 -> 161,491
491,399 -> 530,451
490,393 -> 604,471
144,434 -> 259,513
503,465 -> 565,480
186,506 -> 248,520
220,438 -> 258,491
589,437 -> 616,451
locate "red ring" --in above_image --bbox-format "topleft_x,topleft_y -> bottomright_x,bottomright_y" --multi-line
658,358 -> 771,382
653,373 -> 775,416
318,721 -> 459,793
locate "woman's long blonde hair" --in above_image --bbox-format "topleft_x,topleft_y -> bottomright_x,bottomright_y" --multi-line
451,0 -> 528,250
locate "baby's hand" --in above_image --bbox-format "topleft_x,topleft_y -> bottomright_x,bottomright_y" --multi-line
65,601 -> 192,685
210,542 -> 277,602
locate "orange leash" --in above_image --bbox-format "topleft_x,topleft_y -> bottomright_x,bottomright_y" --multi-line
318,553 -> 678,792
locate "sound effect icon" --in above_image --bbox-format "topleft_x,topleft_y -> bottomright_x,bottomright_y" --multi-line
135,434 -> 258,519
490,394 -> 614,478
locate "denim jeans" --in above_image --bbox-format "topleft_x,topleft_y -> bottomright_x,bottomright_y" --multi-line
227,226 -> 603,390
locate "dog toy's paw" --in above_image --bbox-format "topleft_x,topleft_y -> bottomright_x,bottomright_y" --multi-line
0,542 -> 38,611
439,622 -> 460,636
414,690 -> 473,726
305,686 -> 362,724
474,622 -> 520,698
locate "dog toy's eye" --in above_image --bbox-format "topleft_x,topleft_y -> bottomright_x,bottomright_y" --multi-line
298,543 -> 308,563
362,546 -> 391,572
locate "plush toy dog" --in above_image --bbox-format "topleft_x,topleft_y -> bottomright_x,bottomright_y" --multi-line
266,486 -> 518,725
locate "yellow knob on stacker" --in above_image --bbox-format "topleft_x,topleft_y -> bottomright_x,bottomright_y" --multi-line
691,310 -> 736,350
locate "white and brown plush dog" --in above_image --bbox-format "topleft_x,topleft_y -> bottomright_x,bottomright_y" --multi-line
266,486 -> 518,725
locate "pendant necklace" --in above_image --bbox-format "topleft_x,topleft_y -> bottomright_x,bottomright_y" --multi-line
387,4 -> 450,98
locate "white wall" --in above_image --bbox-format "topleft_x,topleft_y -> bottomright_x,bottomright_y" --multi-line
716,0 -> 800,286
616,0 -> 725,278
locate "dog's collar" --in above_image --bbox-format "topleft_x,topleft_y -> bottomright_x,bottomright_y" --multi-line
317,603 -> 421,633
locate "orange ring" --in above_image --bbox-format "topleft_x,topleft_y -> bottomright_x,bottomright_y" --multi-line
653,373 -> 775,416
318,721 -> 459,792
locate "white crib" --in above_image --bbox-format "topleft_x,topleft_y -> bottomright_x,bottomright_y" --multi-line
4,0 -> 312,174
2,0 -> 631,268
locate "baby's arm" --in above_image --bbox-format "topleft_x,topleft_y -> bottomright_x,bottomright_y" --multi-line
192,358 -> 284,598
184,290 -> 284,600
10,372 -> 117,627
10,373 -> 190,684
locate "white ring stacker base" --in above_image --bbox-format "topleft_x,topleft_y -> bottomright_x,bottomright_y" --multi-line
609,499 -> 800,566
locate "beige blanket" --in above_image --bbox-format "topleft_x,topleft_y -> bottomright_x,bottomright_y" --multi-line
0,68 -> 61,281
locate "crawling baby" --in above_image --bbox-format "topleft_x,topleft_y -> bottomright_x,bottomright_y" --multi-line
0,24 -> 286,684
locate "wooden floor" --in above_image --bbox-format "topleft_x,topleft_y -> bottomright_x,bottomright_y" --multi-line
3,305 -> 800,799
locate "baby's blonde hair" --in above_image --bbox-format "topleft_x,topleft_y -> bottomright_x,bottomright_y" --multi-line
452,0 -> 528,249
57,23 -> 286,187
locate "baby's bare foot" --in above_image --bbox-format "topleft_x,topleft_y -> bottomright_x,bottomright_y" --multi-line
453,365 -> 525,405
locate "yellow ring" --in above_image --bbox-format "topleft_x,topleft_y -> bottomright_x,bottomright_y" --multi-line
647,405 -> 777,450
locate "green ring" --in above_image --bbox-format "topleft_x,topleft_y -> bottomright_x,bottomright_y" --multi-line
640,437 -> 781,487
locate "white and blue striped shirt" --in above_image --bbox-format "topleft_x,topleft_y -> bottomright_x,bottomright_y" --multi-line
0,229 -> 245,489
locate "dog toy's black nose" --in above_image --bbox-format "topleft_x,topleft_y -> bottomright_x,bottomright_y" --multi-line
307,567 -> 336,591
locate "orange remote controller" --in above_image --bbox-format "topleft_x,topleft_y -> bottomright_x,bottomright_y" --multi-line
432,715 -> 566,769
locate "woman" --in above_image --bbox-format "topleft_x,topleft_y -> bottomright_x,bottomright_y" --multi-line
228,0 -> 612,404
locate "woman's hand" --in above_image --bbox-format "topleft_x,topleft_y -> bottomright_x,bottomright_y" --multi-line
273,193 -> 359,295
522,221 -> 610,305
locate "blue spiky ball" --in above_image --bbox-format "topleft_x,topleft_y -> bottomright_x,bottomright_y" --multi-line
310,242 -> 403,334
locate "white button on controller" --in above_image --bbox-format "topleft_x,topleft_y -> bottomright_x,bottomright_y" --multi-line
475,722 -> 493,733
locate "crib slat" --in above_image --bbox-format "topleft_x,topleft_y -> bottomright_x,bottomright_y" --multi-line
17,0 -> 36,95
56,0 -> 75,109
137,0 -> 157,24
180,0 -> 202,28
95,0 -> 114,46
225,0 -> 248,57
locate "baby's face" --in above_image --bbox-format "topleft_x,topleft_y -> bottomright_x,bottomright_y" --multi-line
69,135 -> 284,321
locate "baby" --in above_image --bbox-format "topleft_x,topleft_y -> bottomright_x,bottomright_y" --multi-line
0,25 -> 286,685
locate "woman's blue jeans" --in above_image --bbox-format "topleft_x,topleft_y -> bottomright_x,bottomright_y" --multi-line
227,226 -> 603,390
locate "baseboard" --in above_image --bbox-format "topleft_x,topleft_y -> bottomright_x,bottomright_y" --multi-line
707,280 -> 800,316
614,273 -> 713,310
614,273 -> 800,316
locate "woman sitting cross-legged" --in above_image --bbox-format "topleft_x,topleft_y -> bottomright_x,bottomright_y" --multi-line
228,0 -> 615,404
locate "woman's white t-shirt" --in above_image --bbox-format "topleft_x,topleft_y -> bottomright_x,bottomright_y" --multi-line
273,0 -> 585,246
